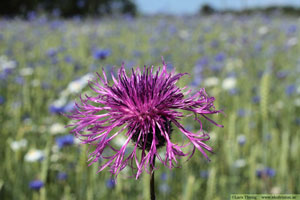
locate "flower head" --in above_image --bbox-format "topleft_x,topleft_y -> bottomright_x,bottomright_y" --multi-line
56,134 -> 74,149
92,48 -> 111,60
66,60 -> 223,179
256,167 -> 276,178
29,180 -> 44,191
57,172 -> 68,181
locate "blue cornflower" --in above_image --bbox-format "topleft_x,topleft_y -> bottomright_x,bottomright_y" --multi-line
77,0 -> 85,8
106,179 -> 115,189
49,101 -> 76,114
160,173 -> 168,181
27,11 -> 37,21
0,96 -> 4,104
215,52 -> 226,62
229,88 -> 239,95
252,96 -> 260,104
295,118 -> 300,126
15,76 -> 24,85
92,49 -> 111,60
285,84 -> 296,96
210,40 -> 219,48
237,135 -> 246,146
287,25 -> 297,34
56,135 -> 74,148
256,168 -> 276,178
64,55 -> 73,63
210,65 -> 222,73
57,172 -> 68,181
276,70 -> 289,79
63,101 -> 76,113
29,180 -> 44,190
237,109 -> 246,117
200,170 -> 209,178
159,183 -> 170,194
46,48 -> 58,58
196,57 -> 209,66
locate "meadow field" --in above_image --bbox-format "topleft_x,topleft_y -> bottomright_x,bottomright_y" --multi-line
0,13 -> 299,200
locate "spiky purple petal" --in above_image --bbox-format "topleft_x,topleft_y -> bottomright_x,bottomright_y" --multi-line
66,61 -> 223,179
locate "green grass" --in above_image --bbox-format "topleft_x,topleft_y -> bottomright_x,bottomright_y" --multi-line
0,14 -> 299,200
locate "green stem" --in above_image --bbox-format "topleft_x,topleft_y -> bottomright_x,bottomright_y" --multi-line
150,156 -> 156,200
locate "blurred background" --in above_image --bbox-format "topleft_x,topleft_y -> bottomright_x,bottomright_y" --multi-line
0,0 -> 299,200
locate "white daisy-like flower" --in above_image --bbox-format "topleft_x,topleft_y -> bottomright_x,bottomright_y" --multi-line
50,123 -> 65,135
24,149 -> 45,162
10,139 -> 28,151
222,77 -> 237,90
67,73 -> 93,94
204,77 -> 219,87
20,67 -> 34,76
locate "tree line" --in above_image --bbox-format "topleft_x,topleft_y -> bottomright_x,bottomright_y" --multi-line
0,0 -> 137,17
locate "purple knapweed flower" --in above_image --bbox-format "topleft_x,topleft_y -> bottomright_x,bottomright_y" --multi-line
66,61 -> 223,179
29,180 -> 44,191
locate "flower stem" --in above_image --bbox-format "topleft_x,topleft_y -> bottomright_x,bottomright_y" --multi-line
150,156 -> 156,200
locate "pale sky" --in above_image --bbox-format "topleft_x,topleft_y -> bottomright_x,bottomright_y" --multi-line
136,0 -> 300,14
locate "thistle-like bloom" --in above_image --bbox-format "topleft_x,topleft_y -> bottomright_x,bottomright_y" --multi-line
66,61 -> 223,179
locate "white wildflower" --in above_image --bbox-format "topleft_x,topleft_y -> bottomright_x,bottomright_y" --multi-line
50,123 -> 65,135
31,79 -> 40,87
222,77 -> 237,90
233,159 -> 246,168
204,77 -> 219,87
287,37 -> 298,47
178,30 -> 189,40
0,55 -> 17,72
67,73 -> 93,94
24,149 -> 45,162
20,67 -> 34,76
114,135 -> 127,147
258,26 -> 268,35
10,139 -> 28,151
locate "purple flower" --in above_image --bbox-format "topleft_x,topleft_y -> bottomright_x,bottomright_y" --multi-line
66,61 -> 223,179
29,180 -> 44,190
56,135 -> 74,148
92,49 -> 111,60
